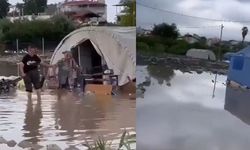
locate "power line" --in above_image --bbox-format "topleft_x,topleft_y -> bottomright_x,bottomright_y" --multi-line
178,25 -> 221,29
137,1 -> 250,23
137,22 -> 221,29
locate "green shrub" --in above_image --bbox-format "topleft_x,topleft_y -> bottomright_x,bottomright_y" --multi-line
166,40 -> 189,55
0,15 -> 76,43
153,43 -> 165,52
137,42 -> 150,51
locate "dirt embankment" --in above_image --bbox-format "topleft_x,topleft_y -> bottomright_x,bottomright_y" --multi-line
137,53 -> 229,75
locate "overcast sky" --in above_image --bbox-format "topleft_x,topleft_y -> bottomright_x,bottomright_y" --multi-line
137,0 -> 250,41
8,0 -> 120,22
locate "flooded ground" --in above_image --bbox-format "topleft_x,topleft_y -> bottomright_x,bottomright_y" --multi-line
0,90 -> 135,149
137,65 -> 250,150
0,62 -> 18,77
0,65 -> 135,149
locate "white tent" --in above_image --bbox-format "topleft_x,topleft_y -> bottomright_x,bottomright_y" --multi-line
186,48 -> 216,61
50,26 -> 136,86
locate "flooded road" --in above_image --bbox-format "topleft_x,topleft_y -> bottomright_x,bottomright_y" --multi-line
0,64 -> 135,149
137,65 -> 250,150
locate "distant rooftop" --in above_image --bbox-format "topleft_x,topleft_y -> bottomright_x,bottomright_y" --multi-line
62,0 -> 106,6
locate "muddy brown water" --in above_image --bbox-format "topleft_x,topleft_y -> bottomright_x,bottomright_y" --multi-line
0,62 -> 18,77
0,64 -> 135,149
137,65 -> 250,150
0,90 -> 135,149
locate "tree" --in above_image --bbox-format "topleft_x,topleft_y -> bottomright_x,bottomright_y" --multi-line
147,65 -> 175,85
0,15 -> 75,43
242,26 -> 248,43
151,23 -> 179,39
117,0 -> 136,26
23,0 -> 47,15
16,3 -> 24,15
0,0 -> 10,18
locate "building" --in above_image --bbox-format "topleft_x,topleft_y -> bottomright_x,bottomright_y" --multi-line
7,4 -> 56,22
136,27 -> 151,36
7,15 -> 52,22
45,4 -> 58,15
229,40 -> 240,46
58,0 -> 107,25
206,38 -> 220,47
183,34 -> 200,44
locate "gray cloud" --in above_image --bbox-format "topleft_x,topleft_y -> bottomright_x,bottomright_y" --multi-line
137,0 -> 250,41
236,0 -> 250,2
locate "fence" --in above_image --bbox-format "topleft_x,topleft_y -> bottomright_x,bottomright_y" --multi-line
3,38 -> 59,56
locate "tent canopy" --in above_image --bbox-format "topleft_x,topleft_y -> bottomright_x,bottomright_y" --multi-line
50,26 -> 136,86
186,48 -> 216,61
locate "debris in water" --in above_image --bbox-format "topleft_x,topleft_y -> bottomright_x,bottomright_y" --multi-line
0,136 -> 7,144
65,145 -> 80,150
7,140 -> 16,147
18,140 -> 33,149
47,144 -> 62,150
31,144 -> 44,150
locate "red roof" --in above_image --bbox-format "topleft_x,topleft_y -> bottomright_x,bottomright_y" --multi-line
63,0 -> 106,6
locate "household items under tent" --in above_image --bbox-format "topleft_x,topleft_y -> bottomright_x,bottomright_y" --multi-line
49,26 -> 136,94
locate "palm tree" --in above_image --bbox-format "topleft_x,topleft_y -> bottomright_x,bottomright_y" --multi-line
242,26 -> 248,43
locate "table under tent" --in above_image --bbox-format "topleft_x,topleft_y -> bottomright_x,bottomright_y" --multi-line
50,26 -> 136,95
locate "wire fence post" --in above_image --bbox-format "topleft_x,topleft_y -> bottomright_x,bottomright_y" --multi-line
17,63 -> 20,76
42,37 -> 45,56
78,45 -> 81,67
16,39 -> 19,56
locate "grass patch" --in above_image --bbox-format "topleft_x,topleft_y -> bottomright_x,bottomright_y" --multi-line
84,131 -> 136,150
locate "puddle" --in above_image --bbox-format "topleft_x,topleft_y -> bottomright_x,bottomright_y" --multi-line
137,65 -> 250,150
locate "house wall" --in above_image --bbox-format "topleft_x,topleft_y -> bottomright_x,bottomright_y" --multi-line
184,37 -> 198,44
60,4 -> 107,22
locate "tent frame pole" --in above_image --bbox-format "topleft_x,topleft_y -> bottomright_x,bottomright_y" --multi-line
78,45 -> 81,67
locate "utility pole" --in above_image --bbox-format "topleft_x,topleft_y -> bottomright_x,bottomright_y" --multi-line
218,24 -> 224,61
22,8 -> 24,20
213,24 -> 224,98
16,39 -> 19,56
42,37 -> 45,55
212,73 -> 218,98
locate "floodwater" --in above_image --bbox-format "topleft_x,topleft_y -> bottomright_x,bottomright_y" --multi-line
0,62 -> 18,76
0,64 -> 135,149
137,65 -> 250,150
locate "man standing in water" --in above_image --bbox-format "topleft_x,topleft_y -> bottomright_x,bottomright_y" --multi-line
20,44 -> 46,100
